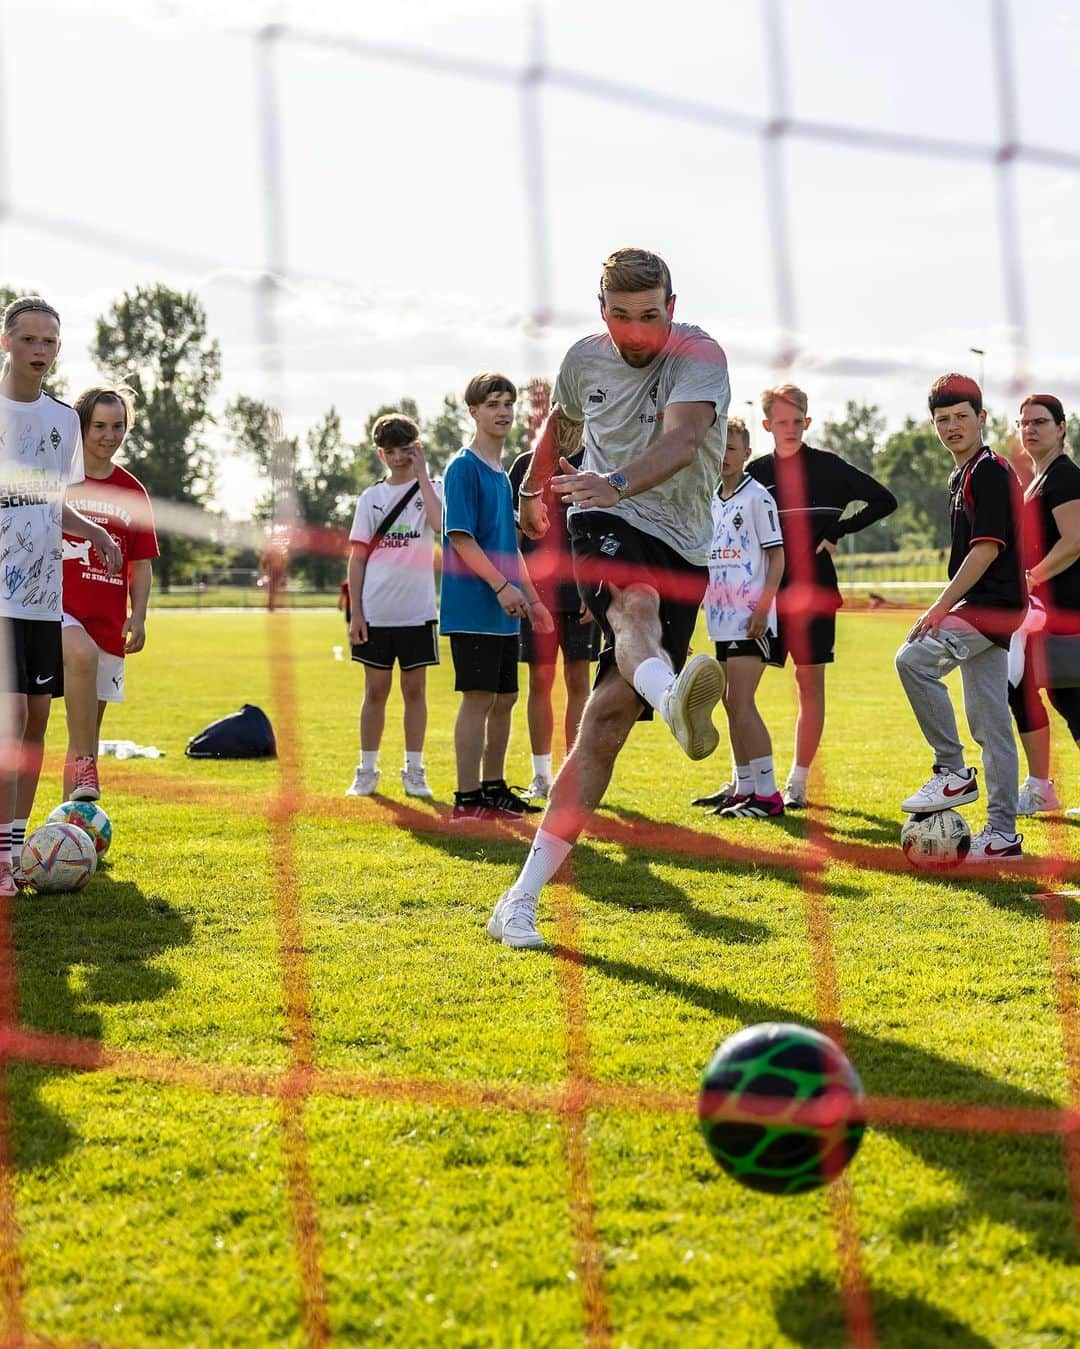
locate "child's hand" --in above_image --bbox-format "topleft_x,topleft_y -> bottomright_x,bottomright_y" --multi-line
407,442 -> 430,478
746,607 -> 768,640
530,601 -> 555,635
349,613 -> 369,646
518,495 -> 549,539
496,582 -> 531,620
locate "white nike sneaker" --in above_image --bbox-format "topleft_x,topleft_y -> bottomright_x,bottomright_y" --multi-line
901,765 -> 979,814
486,890 -> 545,949
1016,779 -> 1062,816
967,827 -> 1023,863
401,765 -> 434,799
345,766 -> 380,797
662,654 -> 725,761
525,775 -> 552,801
782,781 -> 809,809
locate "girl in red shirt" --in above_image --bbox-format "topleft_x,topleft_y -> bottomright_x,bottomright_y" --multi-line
62,387 -> 159,801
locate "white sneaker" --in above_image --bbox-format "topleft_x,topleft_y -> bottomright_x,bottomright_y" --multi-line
901,765 -> 979,813
486,890 -> 545,949
525,775 -> 552,801
345,766 -> 380,797
401,765 -> 434,799
0,864 -> 15,899
1016,779 -> 1062,816
662,654 -> 725,761
783,782 -> 809,809
967,827 -> 1023,863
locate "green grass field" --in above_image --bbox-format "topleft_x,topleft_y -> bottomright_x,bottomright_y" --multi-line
10,610 -> 1080,1347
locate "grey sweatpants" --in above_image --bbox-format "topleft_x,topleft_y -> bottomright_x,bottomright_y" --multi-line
895,613 -> 1018,835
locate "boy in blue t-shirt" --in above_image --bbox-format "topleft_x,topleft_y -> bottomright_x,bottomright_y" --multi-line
441,372 -> 553,821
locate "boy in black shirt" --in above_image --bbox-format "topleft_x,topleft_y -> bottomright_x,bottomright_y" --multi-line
747,383 -> 896,806
896,374 -> 1026,861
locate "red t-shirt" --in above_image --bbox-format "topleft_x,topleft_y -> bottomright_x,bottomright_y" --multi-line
63,464 -> 159,656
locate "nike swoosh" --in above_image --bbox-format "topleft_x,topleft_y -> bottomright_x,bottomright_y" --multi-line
984,841 -> 1019,856
34,675 -> 52,685
942,781 -> 974,797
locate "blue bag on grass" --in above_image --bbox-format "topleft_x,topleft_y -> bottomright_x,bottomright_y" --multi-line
185,704 -> 277,759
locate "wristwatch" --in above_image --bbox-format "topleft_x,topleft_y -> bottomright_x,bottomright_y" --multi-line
606,471 -> 631,501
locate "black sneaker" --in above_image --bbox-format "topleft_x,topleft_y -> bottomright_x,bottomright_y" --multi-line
481,780 -> 543,815
450,793 -> 494,824
717,792 -> 785,819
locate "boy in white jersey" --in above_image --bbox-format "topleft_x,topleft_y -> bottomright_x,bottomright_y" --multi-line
0,297 -> 121,896
346,413 -> 443,799
693,418 -> 785,817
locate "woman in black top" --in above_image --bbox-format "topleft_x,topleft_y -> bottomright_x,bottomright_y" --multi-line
1010,394 -> 1080,815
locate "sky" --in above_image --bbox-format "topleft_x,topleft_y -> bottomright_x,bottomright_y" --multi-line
2,0 -> 1079,516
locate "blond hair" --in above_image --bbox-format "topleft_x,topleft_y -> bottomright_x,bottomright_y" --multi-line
599,248 -> 672,301
761,384 -> 808,418
727,416 -> 750,450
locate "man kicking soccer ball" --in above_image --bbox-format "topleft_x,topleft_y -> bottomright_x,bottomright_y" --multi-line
487,247 -> 730,948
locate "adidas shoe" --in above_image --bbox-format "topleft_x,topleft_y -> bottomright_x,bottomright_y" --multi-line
718,791 -> 785,819
1016,779 -> 1061,816
70,755 -> 100,803
901,765 -> 979,814
487,890 -> 545,949
966,827 -> 1023,863
345,766 -> 380,797
662,653 -> 725,761
401,765 -> 434,799
482,780 -> 543,815
692,782 -> 741,809
525,775 -> 552,802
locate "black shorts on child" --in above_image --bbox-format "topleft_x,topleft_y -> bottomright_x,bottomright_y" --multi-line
1,616 -> 64,696
714,636 -> 775,663
351,621 -> 439,671
449,633 -> 519,694
520,609 -> 600,666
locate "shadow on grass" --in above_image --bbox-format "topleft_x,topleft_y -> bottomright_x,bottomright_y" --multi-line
603,798 -> 810,844
11,872 -> 193,1170
774,1272 -> 995,1348
561,949 -> 1078,1262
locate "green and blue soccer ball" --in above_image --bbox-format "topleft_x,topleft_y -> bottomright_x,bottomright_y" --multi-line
47,800 -> 112,857
698,1022 -> 865,1195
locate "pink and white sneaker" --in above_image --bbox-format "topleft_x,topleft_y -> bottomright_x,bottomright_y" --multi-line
901,765 -> 978,814
966,828 -> 1023,864
70,755 -> 101,802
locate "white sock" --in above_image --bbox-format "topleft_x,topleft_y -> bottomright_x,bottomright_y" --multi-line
1026,775 -> 1052,791
0,824 -> 10,868
404,751 -> 423,770
735,764 -> 753,797
12,819 -> 28,851
632,657 -> 676,718
532,753 -> 553,781
751,755 -> 777,797
512,829 -> 573,899
361,751 -> 379,772
788,764 -> 809,788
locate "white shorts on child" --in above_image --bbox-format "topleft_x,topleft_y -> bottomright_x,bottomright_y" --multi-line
61,614 -> 126,703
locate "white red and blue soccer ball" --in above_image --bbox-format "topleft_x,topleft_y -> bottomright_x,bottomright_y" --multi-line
46,800 -> 112,857
20,823 -> 98,893
901,810 -> 971,870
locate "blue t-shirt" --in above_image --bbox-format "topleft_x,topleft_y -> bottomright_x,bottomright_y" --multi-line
440,447 -> 521,636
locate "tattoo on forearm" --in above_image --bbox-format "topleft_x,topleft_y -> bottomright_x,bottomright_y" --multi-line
553,410 -> 583,455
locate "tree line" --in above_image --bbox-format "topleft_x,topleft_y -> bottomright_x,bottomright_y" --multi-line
6,282 -> 1077,590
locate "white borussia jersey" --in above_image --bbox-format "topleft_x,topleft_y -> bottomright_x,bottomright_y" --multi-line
349,478 -> 443,627
0,392 -> 84,621
705,475 -> 783,641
